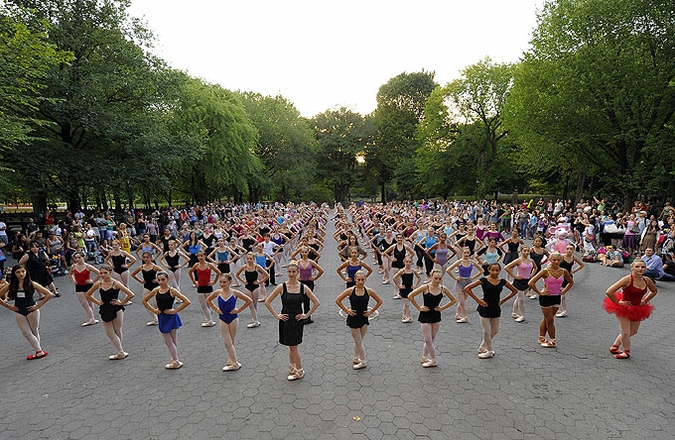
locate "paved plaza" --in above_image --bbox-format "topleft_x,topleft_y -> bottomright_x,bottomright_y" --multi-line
1,219 -> 673,439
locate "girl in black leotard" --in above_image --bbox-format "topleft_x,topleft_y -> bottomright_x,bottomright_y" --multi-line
85,265 -> 134,360
104,240 -> 137,287
159,239 -> 188,290
335,270 -> 383,370
465,263 -> 518,359
0,264 -> 53,360
131,252 -> 163,326
408,269 -> 457,368
235,252 -> 269,329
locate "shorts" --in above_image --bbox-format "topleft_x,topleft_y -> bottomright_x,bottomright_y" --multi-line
538,295 -> 561,308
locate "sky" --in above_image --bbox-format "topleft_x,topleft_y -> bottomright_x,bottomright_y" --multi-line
128,0 -> 546,118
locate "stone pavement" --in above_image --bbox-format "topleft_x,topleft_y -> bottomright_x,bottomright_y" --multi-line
1,219 -> 673,440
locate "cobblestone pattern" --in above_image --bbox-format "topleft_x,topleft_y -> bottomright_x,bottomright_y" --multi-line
0,218 -> 672,439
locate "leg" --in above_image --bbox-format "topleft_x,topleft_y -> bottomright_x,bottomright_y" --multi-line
119,271 -> 130,287
16,311 -> 42,352
220,319 -> 239,365
402,298 -> 411,320
75,292 -> 97,322
350,326 -> 367,364
421,323 -> 436,361
161,329 -> 179,361
145,289 -> 159,324
540,307 -> 556,346
246,288 -> 258,323
289,345 -> 302,370
197,293 -> 213,323
480,317 -> 494,351
102,315 -> 124,355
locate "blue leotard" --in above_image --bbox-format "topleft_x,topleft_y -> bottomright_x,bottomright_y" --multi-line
218,294 -> 238,324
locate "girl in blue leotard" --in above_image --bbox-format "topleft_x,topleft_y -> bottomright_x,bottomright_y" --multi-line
142,272 -> 191,369
336,247 -> 373,288
207,274 -> 252,371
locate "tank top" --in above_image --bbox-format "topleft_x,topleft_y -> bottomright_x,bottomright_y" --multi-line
346,264 -> 361,281
458,263 -> 474,278
196,266 -> 211,287
215,250 -> 229,263
349,287 -> 370,316
516,260 -> 533,279
73,267 -> 91,285
435,247 -> 449,264
392,245 -> 406,267
543,270 -> 564,295
141,267 -> 158,290
156,289 -> 174,311
621,274 -> 648,305
298,261 -> 313,281
482,248 -> 500,264
165,252 -> 180,269
255,254 -> 267,268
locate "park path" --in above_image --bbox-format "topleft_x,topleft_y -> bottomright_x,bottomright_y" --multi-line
0,212 -> 673,439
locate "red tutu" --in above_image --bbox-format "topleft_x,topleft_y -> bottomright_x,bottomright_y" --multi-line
603,292 -> 654,321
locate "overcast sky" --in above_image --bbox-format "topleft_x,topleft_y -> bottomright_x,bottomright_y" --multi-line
128,0 -> 545,117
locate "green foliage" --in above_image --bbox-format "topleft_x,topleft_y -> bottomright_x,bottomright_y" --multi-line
167,75 -> 260,204
370,70 -> 438,200
312,108 -> 373,204
0,4 -> 70,149
504,0 -> 675,203
240,93 -> 316,202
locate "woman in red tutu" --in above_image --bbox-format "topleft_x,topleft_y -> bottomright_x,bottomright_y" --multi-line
603,258 -> 657,359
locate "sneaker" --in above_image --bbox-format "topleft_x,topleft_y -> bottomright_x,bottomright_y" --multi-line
515,316 -> 526,323
353,362 -> 367,370
478,351 -> 494,359
222,362 -> 242,371
422,359 -> 438,368
555,310 -> 568,317
246,321 -> 261,328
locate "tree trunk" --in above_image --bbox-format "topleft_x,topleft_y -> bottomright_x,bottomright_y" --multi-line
574,172 -> 586,206
31,190 -> 48,216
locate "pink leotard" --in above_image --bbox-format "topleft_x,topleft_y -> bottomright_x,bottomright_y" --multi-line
543,270 -> 564,295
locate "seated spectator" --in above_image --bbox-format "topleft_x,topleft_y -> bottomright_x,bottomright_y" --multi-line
598,245 -> 623,267
642,247 -> 675,281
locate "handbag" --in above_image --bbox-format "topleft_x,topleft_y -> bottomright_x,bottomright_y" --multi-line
630,221 -> 641,234
604,224 -> 618,234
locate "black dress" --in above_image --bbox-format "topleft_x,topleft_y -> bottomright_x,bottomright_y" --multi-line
476,277 -> 506,318
346,287 -> 369,329
279,283 -> 306,346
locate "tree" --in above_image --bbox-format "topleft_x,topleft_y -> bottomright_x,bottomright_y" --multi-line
167,76 -> 260,205
504,0 -> 675,206
0,5 -> 69,150
370,70 -> 438,201
240,93 -> 315,202
5,0 -> 170,212
312,108 -> 372,204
